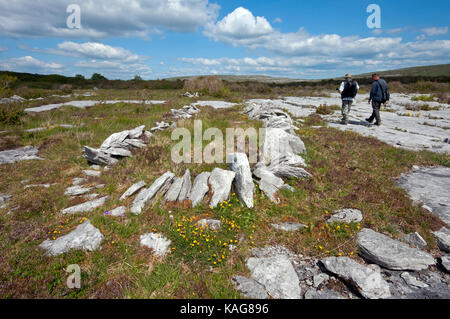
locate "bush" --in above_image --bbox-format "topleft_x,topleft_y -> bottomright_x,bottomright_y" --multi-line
316,104 -> 340,115
0,105 -> 24,125
183,76 -> 229,97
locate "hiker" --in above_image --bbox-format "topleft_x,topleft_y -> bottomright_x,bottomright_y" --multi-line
367,73 -> 389,126
338,73 -> 359,125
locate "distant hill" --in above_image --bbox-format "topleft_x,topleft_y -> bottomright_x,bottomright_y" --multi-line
351,64 -> 450,79
165,74 -> 305,84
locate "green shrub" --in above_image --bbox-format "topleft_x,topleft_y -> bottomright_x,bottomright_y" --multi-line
0,105 -> 24,125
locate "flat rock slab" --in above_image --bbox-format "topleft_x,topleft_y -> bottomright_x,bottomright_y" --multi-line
357,228 -> 435,271
131,172 -> 174,215
271,222 -> 306,232
433,227 -> 450,252
228,153 -> 254,208
327,209 -> 363,224
140,233 -> 171,257
108,206 -> 126,217
401,232 -> 427,249
62,196 -> 109,215
0,146 -> 43,165
82,169 -> 101,177
119,181 -> 146,201
24,100 -> 166,113
192,101 -> 237,109
321,257 -> 391,299
441,255 -> 450,272
397,166 -> 450,226
39,220 -> 104,256
209,168 -> 236,208
164,177 -> 183,202
177,169 -> 192,202
231,275 -> 268,299
64,185 -> 93,196
247,255 -> 301,299
189,172 -> 211,207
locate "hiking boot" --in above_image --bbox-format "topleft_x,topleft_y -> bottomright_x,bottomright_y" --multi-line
365,118 -> 373,123
374,122 -> 381,126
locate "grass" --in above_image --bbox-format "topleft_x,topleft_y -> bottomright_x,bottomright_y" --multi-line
0,87 -> 449,298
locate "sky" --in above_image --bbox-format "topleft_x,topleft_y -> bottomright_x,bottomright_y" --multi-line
0,0 -> 449,80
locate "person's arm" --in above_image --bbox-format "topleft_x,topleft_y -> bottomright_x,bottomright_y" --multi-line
338,82 -> 344,93
368,82 -> 376,103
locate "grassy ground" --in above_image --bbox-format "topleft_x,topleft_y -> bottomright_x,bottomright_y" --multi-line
0,88 -> 449,298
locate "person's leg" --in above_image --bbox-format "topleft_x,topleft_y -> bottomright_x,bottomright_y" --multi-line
366,104 -> 375,123
372,101 -> 381,125
341,100 -> 351,124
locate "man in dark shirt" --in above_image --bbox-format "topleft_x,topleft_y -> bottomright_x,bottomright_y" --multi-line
366,73 -> 388,126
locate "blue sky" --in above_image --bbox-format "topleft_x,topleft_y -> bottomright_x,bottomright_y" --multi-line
0,0 -> 449,79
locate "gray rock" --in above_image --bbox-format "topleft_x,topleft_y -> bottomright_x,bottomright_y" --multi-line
109,206 -> 126,217
400,272 -> 429,288
327,209 -> 363,224
440,255 -> 450,272
164,177 -> 183,202
231,275 -> 268,299
119,181 -> 146,201
268,164 -> 312,179
321,257 -> 391,299
130,172 -> 174,215
0,146 -> 43,165
82,146 -> 118,166
24,184 -> 53,189
72,178 -> 86,186
140,233 -> 171,257
247,255 -> 301,299
313,273 -> 330,288
397,166 -> 450,226
402,232 -> 427,249
209,168 -> 236,208
102,147 -> 132,157
177,169 -> 192,202
433,227 -> 450,252
62,196 -> 109,215
197,219 -> 221,230
64,185 -> 93,196
271,222 -> 306,232
228,153 -> 254,208
82,169 -> 102,177
357,228 -> 435,271
39,220 -> 104,256
304,288 -> 346,299
189,172 -> 211,207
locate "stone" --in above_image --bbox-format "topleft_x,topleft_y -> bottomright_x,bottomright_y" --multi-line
109,206 -> 126,217
440,255 -> 450,272
72,178 -> 86,186
39,220 -> 104,256
321,257 -> 391,299
197,219 -> 221,230
433,227 -> 450,252
268,163 -> 312,179
327,209 -> 363,224
209,168 -> 236,208
62,196 -> 109,215
90,165 -> 101,170
189,172 -> 211,207
246,255 -> 301,299
140,233 -> 171,257
313,273 -> 330,288
0,146 -> 43,165
271,222 -> 306,232
177,169 -> 192,202
228,153 -> 254,208
82,146 -> 118,166
164,177 -> 183,202
401,232 -> 427,249
24,184 -> 52,189
82,169 -> 102,177
231,276 -> 268,299
119,181 -> 146,201
102,147 -> 132,157
64,185 -> 93,196
400,272 -> 429,288
304,288 -> 346,299
130,172 -> 174,215
357,228 -> 435,271
397,166 -> 450,226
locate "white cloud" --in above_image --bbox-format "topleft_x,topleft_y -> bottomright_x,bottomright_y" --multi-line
205,7 -> 273,42
55,42 -> 141,62
274,17 -> 282,24
0,0 -> 220,38
0,56 -> 63,73
0,46 -> 7,52
421,26 -> 448,36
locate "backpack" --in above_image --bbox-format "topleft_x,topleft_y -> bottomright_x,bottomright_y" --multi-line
376,80 -> 390,103
342,80 -> 358,98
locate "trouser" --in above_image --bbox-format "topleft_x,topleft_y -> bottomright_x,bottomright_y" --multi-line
368,100 -> 382,124
341,100 -> 353,123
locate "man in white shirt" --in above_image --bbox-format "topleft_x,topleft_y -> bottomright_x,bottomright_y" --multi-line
338,73 -> 360,125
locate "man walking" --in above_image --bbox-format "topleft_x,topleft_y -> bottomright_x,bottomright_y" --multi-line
366,73 -> 388,126
338,73 -> 359,125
